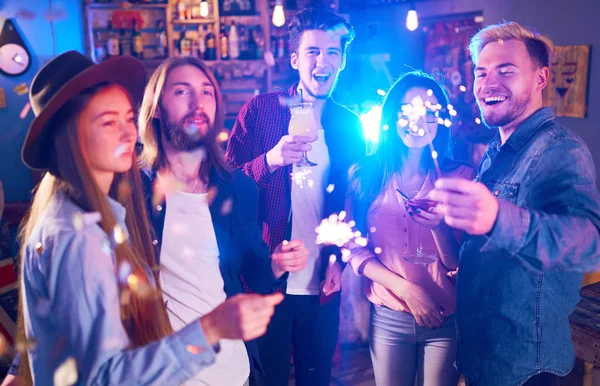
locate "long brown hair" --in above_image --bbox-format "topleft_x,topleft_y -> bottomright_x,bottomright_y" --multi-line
17,83 -> 172,383
350,71 -> 464,234
138,56 -> 231,183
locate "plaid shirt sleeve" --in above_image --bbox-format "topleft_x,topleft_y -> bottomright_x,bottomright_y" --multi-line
225,98 -> 274,189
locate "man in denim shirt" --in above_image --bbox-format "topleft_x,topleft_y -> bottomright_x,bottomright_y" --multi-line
430,22 -> 600,386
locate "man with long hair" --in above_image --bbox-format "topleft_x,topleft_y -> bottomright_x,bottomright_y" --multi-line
226,8 -> 364,386
431,22 -> 600,385
137,56 -> 308,386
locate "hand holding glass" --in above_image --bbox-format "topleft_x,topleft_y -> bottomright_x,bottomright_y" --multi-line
288,102 -> 318,167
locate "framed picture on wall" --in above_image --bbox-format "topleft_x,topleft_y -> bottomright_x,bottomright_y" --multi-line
543,45 -> 591,118
219,0 -> 256,16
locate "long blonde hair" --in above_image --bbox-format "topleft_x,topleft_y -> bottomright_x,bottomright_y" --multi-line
17,83 -> 172,383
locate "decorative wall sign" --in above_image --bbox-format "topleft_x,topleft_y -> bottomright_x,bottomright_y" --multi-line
0,19 -> 32,77
543,45 -> 591,118
219,0 -> 256,16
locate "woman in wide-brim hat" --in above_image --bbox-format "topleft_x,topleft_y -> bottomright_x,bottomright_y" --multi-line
15,51 -> 217,385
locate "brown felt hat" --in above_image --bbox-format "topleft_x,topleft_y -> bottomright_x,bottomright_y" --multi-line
22,50 -> 147,170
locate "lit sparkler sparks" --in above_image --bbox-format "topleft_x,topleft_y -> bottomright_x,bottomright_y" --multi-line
54,357 -> 78,386
315,212 -> 356,248
291,167 -> 313,188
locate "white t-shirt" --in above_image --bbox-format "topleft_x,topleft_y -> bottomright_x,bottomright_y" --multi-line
287,129 -> 331,295
159,190 -> 250,386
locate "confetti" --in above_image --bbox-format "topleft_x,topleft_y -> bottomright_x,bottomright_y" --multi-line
427,89 -> 433,97
186,345 -> 206,355
113,144 -> 130,158
459,85 -> 467,92
263,50 -> 275,67
43,7 -> 68,22
220,198 -> 233,215
0,88 -> 6,109
35,299 -> 51,317
0,335 -> 9,357
374,247 -> 382,254
19,102 -> 30,119
127,274 -> 139,291
101,240 -> 112,256
217,131 -> 229,143
112,225 -> 128,245
13,83 -> 28,96
475,117 -> 482,124
35,242 -> 43,254
182,246 -> 194,260
15,9 -> 36,20
72,213 -> 84,230
369,227 -> 377,233
282,240 -> 289,246
72,212 -> 101,230
170,222 -> 187,237
16,338 -> 37,353
326,184 -> 335,193
117,262 -> 132,285
54,357 -> 78,386
120,288 -> 131,306
328,254 -> 337,264
117,180 -> 131,202
341,248 -> 351,262
382,124 -> 389,131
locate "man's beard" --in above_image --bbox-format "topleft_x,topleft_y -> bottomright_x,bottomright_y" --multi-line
300,75 -> 339,100
162,111 -> 214,151
479,88 -> 532,129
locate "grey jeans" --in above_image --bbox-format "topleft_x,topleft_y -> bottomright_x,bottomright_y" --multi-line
369,305 -> 459,386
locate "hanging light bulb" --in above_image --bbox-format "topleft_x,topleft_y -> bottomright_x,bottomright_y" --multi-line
272,0 -> 286,28
200,0 -> 209,17
406,3 -> 419,32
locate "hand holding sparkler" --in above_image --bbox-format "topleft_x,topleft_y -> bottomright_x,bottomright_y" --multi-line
429,178 -> 499,235
271,239 -> 308,277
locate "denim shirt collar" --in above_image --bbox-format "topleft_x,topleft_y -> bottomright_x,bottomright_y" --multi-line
500,107 -> 556,152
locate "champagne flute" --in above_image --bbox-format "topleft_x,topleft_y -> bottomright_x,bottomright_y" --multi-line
403,224 -> 437,265
288,102 -> 317,167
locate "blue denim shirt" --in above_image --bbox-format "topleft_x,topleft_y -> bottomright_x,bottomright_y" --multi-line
22,194 -> 216,385
456,107 -> 600,386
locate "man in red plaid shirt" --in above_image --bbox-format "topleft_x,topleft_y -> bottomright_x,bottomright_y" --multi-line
226,8 -> 365,386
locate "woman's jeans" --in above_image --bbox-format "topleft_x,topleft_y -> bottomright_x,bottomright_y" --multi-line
369,305 -> 459,386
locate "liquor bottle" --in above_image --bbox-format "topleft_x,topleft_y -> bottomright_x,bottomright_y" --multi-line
106,17 -> 120,57
179,27 -> 192,56
155,20 -> 167,58
220,24 -> 229,60
131,19 -> 144,59
177,0 -> 186,21
238,25 -> 248,60
228,20 -> 240,60
191,0 -> 201,18
119,18 -> 131,56
205,25 -> 217,60
94,31 -> 106,62
253,25 -> 264,60
197,25 -> 206,59
277,30 -> 285,58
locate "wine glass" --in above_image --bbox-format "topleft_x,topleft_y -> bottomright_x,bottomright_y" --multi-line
403,224 -> 437,265
288,102 -> 317,167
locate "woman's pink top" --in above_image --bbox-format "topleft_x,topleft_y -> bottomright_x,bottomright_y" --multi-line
348,165 -> 474,315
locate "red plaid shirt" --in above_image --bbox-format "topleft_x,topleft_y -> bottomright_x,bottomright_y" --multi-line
226,84 -> 365,270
